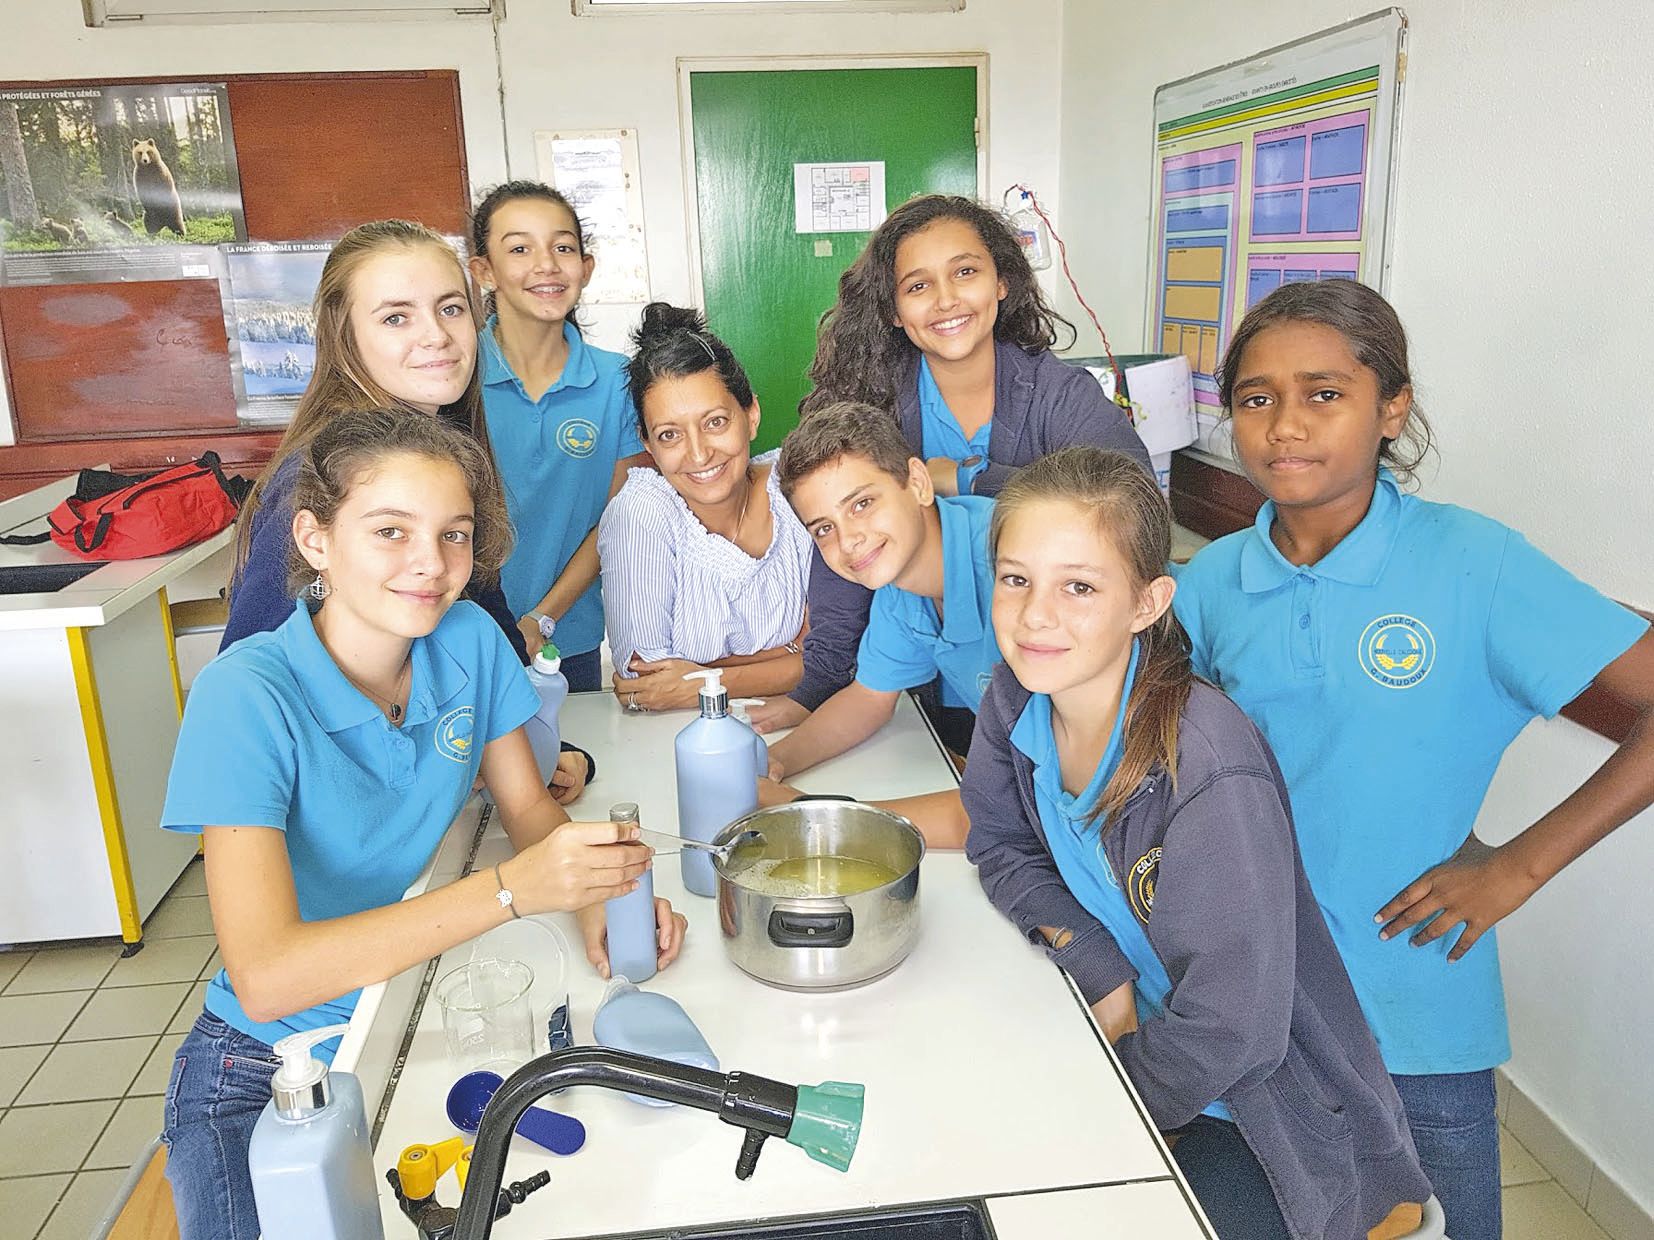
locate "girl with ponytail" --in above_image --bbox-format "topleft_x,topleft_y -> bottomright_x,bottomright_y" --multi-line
963,446 -> 1432,1240
597,303 -> 812,711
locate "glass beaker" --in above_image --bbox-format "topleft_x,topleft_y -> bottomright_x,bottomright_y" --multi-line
435,957 -> 535,1073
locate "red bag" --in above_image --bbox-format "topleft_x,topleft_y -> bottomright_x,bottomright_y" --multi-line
5,453 -> 247,561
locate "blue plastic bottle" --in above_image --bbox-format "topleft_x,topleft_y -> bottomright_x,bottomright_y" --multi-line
730,698 -> 773,776
248,1023 -> 383,1240
483,620 -> 566,807
604,802 -> 657,982
523,628 -> 568,780
675,670 -> 760,897
591,977 -> 719,1107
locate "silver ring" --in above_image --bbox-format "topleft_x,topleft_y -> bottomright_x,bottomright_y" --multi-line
628,692 -> 639,711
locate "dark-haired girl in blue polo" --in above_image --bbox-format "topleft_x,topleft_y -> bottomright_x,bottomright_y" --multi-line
158,408 -> 686,1240
1174,282 -> 1653,1240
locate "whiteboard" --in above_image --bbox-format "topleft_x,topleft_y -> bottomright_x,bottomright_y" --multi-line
1145,9 -> 1408,456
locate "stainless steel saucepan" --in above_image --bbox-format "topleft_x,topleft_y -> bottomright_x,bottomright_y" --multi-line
713,801 -> 924,991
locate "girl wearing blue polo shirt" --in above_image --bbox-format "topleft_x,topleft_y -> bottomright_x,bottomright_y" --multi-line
468,182 -> 648,690
966,447 -> 1431,1240
1173,280 -> 1654,1240
754,195 -> 1149,750
160,409 -> 686,1240
219,221 -> 593,804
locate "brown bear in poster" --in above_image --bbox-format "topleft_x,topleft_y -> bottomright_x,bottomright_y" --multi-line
130,138 -> 186,237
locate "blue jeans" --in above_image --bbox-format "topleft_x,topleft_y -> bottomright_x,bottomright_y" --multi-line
162,1010 -> 280,1240
561,647 -> 602,693
1391,1069 -> 1501,1240
1172,1115 -> 1291,1240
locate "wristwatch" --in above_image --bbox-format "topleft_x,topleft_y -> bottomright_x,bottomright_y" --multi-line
493,862 -> 521,919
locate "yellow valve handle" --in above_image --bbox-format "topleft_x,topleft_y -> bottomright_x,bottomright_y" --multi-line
455,1145 -> 474,1191
396,1136 -> 468,1200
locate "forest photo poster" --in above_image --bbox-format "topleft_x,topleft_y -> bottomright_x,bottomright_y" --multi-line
0,81 -> 246,285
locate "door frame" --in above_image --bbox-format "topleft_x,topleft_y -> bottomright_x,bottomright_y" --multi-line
675,52 -> 990,310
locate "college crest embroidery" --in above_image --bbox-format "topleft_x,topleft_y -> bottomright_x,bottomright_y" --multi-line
435,706 -> 475,763
1128,847 -> 1161,922
556,417 -> 599,459
1358,613 -> 1436,689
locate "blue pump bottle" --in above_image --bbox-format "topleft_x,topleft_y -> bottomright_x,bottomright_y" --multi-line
247,1023 -> 383,1240
675,670 -> 760,897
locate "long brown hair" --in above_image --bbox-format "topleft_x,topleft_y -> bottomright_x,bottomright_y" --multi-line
801,194 -> 1075,417
288,407 -> 512,595
990,446 -> 1192,828
231,220 -> 488,590
1217,279 -> 1434,484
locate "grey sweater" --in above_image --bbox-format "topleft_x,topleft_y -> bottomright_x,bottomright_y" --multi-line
789,343 -> 1151,709
964,668 -> 1432,1240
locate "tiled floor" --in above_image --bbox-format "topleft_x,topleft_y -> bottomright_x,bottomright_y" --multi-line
0,857 -> 1631,1239
0,860 -> 216,1240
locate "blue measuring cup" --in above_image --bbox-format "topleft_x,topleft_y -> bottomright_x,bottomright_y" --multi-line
446,1069 -> 586,1156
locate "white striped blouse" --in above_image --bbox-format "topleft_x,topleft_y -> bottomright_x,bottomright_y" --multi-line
598,451 -> 812,673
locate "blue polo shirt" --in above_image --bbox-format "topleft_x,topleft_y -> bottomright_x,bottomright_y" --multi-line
917,360 -> 993,709
1013,642 -> 1232,1120
853,495 -> 1001,708
1174,471 -> 1649,1075
161,599 -> 539,1054
481,317 -> 643,656
918,357 -> 991,496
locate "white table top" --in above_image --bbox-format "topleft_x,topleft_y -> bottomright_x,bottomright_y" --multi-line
369,691 -> 1209,1239
0,471 -> 234,631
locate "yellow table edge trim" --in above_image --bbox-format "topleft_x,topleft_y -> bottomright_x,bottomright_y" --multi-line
67,625 -> 143,943
158,587 -> 186,720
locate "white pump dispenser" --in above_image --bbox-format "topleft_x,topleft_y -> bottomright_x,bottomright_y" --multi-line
685,667 -> 730,716
248,1023 -> 384,1239
730,697 -> 772,774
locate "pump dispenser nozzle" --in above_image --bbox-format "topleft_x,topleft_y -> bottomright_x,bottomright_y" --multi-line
270,1022 -> 350,1118
682,668 -> 730,717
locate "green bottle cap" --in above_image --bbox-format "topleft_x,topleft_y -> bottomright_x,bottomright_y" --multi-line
786,1080 -> 864,1173
538,639 -> 561,661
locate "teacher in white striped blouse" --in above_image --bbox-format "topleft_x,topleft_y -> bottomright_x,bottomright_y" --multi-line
599,303 -> 811,712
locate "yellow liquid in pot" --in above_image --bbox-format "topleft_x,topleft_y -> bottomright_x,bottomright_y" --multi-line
743,855 -> 900,898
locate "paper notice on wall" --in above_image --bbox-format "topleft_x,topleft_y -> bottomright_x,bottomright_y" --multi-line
536,129 -> 650,304
793,161 -> 886,234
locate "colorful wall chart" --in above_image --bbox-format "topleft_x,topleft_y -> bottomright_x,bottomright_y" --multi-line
1146,11 -> 1407,454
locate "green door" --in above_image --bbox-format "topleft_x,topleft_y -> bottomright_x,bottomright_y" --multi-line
690,66 -> 979,452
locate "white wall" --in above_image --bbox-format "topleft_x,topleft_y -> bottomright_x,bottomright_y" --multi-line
1057,0 -> 1654,1210
0,1 -> 1066,354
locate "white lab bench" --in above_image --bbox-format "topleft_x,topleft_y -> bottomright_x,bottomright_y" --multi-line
0,472 -> 231,947
342,692 -> 1214,1240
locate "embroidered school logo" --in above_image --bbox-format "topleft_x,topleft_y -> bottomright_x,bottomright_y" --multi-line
435,706 -> 475,763
1358,613 -> 1436,689
977,670 -> 994,698
1128,847 -> 1161,923
556,417 -> 599,459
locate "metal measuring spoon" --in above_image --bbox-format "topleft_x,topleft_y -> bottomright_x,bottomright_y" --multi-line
635,825 -> 767,874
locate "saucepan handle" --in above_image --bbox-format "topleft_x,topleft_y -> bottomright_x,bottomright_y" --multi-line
768,907 -> 854,949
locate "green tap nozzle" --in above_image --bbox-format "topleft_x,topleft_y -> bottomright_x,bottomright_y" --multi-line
786,1080 -> 864,1172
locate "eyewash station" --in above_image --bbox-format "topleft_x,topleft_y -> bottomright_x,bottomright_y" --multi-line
338,688 -> 1214,1240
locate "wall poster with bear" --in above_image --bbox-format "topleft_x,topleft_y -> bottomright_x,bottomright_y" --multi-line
0,81 -> 246,287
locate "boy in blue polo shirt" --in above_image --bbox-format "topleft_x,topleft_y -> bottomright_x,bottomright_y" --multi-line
764,401 -> 999,837
1173,282 -> 1654,1240
469,182 -> 648,689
